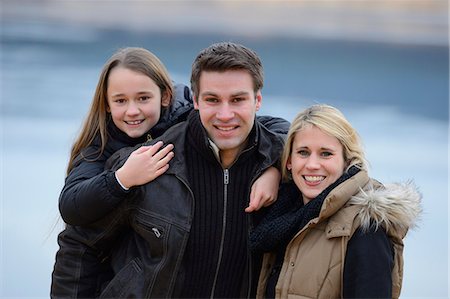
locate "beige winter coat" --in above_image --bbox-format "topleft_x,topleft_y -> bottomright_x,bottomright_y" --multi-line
256,170 -> 422,299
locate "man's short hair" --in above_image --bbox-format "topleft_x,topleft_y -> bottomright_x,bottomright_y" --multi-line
190,42 -> 264,97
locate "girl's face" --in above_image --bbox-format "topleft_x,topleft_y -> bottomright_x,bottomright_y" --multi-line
106,67 -> 169,138
287,125 -> 346,204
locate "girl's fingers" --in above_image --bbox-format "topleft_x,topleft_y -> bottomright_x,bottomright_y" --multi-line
134,145 -> 152,154
147,141 -> 164,155
158,152 -> 174,166
156,164 -> 170,176
153,143 -> 174,159
153,152 -> 174,171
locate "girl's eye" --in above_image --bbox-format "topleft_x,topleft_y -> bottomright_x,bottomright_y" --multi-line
114,98 -> 126,104
139,96 -> 150,101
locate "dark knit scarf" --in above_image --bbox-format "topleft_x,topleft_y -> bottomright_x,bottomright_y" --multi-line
250,166 -> 361,253
78,119 -> 149,165
106,119 -> 149,148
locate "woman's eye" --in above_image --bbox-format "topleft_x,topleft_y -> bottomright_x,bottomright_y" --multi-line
321,151 -> 333,157
298,150 -> 309,157
114,99 -> 126,104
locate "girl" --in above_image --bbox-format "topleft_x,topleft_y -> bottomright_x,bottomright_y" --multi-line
59,47 -> 189,225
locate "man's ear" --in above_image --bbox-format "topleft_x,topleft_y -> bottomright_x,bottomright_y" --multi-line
193,95 -> 199,110
255,90 -> 262,111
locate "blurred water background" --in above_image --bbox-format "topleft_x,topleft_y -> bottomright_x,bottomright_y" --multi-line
1,1 -> 448,298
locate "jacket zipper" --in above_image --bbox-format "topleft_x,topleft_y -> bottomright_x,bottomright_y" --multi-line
245,212 -> 253,298
207,142 -> 260,297
210,168 -> 229,298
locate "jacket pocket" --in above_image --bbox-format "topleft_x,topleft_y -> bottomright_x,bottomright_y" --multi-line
134,215 -> 168,258
99,257 -> 144,298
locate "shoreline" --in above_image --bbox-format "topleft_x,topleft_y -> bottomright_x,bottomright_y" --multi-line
2,0 -> 448,47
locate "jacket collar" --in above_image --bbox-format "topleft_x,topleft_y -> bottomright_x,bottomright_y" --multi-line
150,110 -> 286,186
318,168 -> 370,220
185,110 -> 259,167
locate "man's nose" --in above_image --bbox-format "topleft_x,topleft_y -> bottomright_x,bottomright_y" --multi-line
216,103 -> 234,120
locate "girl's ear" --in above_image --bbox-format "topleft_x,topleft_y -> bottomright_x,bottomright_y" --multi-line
161,91 -> 171,108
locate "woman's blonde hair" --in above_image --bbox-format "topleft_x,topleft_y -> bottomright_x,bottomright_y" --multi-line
67,47 -> 173,174
281,104 -> 368,181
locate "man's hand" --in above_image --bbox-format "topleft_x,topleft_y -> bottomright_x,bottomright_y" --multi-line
246,166 -> 281,212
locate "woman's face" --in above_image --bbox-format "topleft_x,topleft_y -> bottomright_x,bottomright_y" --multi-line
287,125 -> 346,204
106,67 -> 169,138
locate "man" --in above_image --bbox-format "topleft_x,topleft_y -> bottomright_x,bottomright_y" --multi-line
173,42 -> 287,297
52,42 -> 288,298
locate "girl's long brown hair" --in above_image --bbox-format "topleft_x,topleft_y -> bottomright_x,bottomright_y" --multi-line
67,47 -> 173,174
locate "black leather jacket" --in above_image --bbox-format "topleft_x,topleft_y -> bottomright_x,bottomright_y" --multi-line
51,113 -> 288,298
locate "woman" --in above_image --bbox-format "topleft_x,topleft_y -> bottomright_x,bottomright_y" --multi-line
250,104 -> 422,298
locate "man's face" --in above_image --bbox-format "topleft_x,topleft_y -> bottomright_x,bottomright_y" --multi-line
194,69 -> 262,166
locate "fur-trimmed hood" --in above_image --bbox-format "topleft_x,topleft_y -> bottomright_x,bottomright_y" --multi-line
318,169 -> 422,240
349,180 -> 423,238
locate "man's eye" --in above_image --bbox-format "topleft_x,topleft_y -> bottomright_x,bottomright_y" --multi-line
232,97 -> 244,103
205,97 -> 218,103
